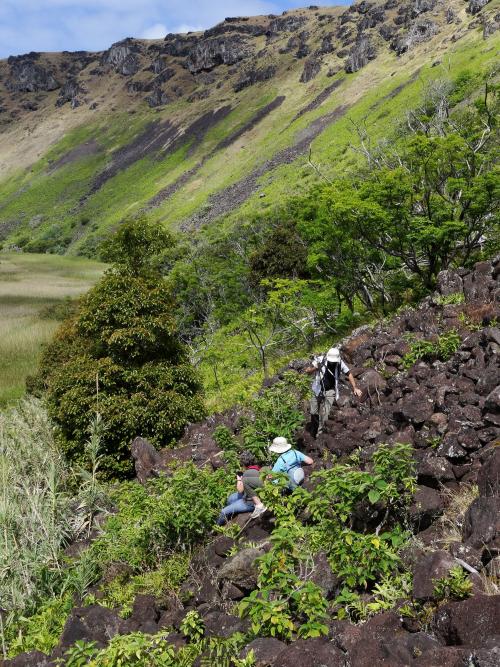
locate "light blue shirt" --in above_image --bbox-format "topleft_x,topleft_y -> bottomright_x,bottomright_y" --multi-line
272,449 -> 307,473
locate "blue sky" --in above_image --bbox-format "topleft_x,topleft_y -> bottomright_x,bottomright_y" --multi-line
0,1 -> 351,59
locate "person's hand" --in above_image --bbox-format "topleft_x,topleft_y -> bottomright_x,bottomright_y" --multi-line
354,387 -> 362,398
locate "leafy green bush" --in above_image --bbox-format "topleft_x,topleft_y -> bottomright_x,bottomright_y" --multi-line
403,330 -> 461,369
239,520 -> 328,640
433,565 -> 472,601
88,463 -> 232,571
240,380 -> 306,461
62,631 -> 250,667
92,555 -> 189,618
32,217 -> 206,478
4,594 -> 73,658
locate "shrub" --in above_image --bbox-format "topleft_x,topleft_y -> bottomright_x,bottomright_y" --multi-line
403,330 -> 461,369
4,594 -> 73,658
240,380 -> 306,461
433,565 -> 472,601
32,217 -> 206,478
88,463 -> 232,571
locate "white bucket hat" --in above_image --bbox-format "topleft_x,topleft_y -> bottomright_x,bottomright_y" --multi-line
326,347 -> 341,362
269,436 -> 292,454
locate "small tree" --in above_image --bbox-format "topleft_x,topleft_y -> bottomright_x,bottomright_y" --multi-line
32,217 -> 205,478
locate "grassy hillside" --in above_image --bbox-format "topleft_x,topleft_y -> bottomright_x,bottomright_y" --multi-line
0,253 -> 105,404
0,0 -> 498,256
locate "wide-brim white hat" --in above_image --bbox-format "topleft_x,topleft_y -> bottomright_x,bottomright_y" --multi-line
269,436 -> 292,454
326,347 -> 341,362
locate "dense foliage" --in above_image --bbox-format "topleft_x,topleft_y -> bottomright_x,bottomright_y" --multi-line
238,443 -> 416,639
30,218 -> 206,478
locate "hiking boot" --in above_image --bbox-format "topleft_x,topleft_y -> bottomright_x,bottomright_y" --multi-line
250,504 -> 267,519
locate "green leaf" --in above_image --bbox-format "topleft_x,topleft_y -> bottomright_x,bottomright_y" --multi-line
368,489 -> 381,504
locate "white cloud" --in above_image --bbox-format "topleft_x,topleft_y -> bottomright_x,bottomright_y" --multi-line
140,23 -> 168,40
173,24 -> 204,35
0,1 -> 352,59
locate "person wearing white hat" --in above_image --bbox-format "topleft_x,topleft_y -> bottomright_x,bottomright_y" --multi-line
305,347 -> 362,437
269,437 -> 314,489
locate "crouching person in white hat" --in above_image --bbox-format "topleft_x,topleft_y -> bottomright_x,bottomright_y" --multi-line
305,347 -> 362,437
269,437 -> 314,490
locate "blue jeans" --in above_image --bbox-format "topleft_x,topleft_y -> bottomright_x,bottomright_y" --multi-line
217,492 -> 254,526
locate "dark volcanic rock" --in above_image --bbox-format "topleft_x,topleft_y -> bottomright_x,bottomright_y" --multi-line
463,496 -> 500,551
56,78 -> 85,107
6,57 -> 59,93
2,652 -> 53,667
145,87 -> 169,107
468,0 -> 491,15
273,638 -> 345,667
409,485 -> 444,530
269,16 -> 306,34
234,65 -> 276,92
101,39 -> 140,76
412,550 -> 457,600
216,547 -> 264,590
392,18 -> 439,55
54,605 -> 128,655
478,447 -> 500,497
202,610 -> 250,638
345,36 -> 376,73
239,638 -> 287,666
431,594 -> 500,646
300,58 -> 321,83
186,36 -> 251,73
131,436 -> 166,483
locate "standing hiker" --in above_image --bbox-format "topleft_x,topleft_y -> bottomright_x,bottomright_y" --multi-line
305,347 -> 362,437
269,437 -> 313,490
216,451 -> 268,525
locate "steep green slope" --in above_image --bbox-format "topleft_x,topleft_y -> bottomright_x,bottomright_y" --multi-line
0,0 -> 498,256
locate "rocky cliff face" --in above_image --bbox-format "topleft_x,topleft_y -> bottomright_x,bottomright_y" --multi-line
7,258 -> 498,666
1,0 -> 497,119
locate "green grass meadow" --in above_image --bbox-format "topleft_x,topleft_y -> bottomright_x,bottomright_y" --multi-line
0,253 -> 105,405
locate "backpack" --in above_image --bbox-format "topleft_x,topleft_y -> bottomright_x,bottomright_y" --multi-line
277,451 -> 304,488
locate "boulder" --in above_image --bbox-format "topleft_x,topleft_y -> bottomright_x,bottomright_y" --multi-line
360,369 -> 387,396
484,385 -> 500,412
431,594 -> 500,646
100,39 -> 140,75
216,547 -> 264,590
348,632 -> 441,667
409,485 -> 444,530
274,638 -> 345,667
6,57 -> 59,93
463,496 -> 500,551
412,550 -> 457,600
145,87 -> 169,108
56,78 -> 85,107
126,594 -> 160,634
54,605 -> 129,655
392,18 -> 439,55
234,65 -> 276,92
395,389 -> 435,425
239,638 -> 287,666
300,58 -> 321,83
345,36 -> 376,72
477,447 -> 500,497
310,551 -> 339,599
202,610 -> 250,638
186,36 -> 251,73
131,436 -> 165,483
468,0 -> 491,15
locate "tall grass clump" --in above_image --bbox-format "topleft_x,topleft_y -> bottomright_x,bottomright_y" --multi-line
0,398 -> 72,613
